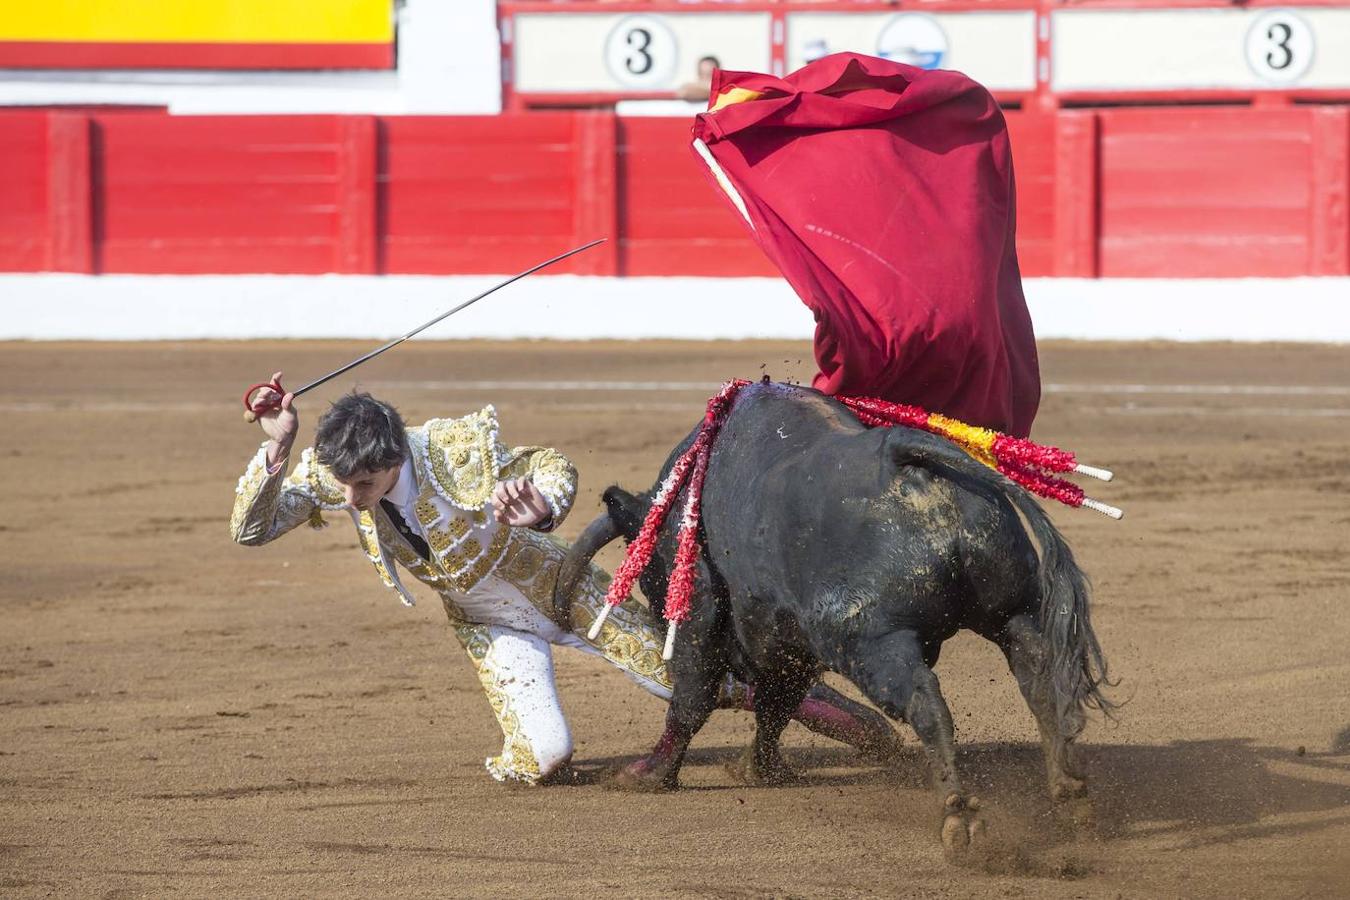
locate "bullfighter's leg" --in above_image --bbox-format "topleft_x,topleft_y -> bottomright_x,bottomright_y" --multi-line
843,629 -> 984,854
450,622 -> 576,786
996,613 -> 1092,824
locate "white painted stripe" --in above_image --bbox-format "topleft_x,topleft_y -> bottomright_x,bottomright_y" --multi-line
373,379 -> 1350,398
366,380 -> 716,391
1043,383 -> 1350,397
2,274 -> 1349,342
0,401 -> 232,413
2,395 -> 1344,417
1100,406 -> 1350,418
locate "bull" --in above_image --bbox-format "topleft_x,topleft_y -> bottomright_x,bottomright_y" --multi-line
555,381 -> 1113,852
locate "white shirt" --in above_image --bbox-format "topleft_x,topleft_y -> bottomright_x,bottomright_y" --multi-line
382,457 -> 422,537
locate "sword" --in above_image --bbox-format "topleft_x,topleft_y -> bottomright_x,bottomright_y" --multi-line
242,239 -> 605,422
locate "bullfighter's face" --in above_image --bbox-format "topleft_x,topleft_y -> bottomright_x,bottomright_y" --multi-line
336,465 -> 400,512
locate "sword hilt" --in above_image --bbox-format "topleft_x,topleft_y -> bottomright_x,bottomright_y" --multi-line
242,380 -> 285,424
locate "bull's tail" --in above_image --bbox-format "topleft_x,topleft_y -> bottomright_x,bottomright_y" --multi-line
1005,482 -> 1116,739
885,429 -> 1116,740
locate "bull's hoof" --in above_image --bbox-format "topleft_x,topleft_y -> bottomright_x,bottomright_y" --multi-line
940,794 -> 987,859
725,747 -> 800,786
1048,775 -> 1095,833
606,758 -> 678,793
1050,774 -> 1087,802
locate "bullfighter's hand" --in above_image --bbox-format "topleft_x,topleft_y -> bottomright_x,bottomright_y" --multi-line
256,371 -> 298,466
491,477 -> 552,528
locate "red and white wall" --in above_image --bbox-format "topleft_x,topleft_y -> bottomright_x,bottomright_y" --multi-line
1,0 -> 1348,340
4,107 -> 1346,279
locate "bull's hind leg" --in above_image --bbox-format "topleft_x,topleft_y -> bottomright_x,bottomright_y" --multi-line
997,614 -> 1092,824
729,664 -> 815,786
844,630 -> 984,855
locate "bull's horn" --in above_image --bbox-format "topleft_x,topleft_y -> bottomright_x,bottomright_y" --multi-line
552,512 -> 621,633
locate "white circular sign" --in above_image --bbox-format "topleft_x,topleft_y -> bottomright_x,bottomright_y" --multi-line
1245,11 -> 1314,84
877,14 -> 949,71
605,15 -> 679,89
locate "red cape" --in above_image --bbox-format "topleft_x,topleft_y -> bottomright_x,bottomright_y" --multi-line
692,53 -> 1040,438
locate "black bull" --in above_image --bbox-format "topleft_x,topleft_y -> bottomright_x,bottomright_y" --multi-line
555,382 -> 1113,850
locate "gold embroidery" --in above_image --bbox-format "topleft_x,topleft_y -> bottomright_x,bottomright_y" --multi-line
499,446 -> 578,527
356,511 -> 396,589
527,566 -> 557,609
570,559 -> 671,688
492,532 -> 672,691
440,596 -> 467,626
414,497 -> 440,527
491,533 -> 563,612
590,598 -> 672,688
452,624 -> 541,784
501,542 -> 547,583
420,408 -> 505,511
447,527 -> 510,594
427,526 -> 452,554
229,448 -> 277,541
302,449 -> 347,509
456,623 -> 490,658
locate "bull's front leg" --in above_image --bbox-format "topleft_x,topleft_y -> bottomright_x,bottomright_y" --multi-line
609,608 -> 729,792
844,629 -> 986,857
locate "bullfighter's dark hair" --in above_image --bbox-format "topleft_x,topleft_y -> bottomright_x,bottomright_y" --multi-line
314,392 -> 408,480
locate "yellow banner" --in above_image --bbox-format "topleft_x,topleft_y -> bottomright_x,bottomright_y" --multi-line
0,0 -> 392,44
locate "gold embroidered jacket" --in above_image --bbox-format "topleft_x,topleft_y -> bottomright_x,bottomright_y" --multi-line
229,405 -> 578,609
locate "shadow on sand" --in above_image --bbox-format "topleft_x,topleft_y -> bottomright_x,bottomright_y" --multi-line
578,736 -> 1350,853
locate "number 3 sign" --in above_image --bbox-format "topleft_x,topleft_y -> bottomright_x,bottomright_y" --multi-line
605,15 -> 680,88
1245,10 -> 1314,84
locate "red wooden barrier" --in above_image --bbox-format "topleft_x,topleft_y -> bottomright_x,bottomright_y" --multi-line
0,111 -> 91,272
1003,112 -> 1056,277
1096,107 -> 1322,277
0,113 -> 55,271
0,106 -> 1346,278
91,114 -> 358,273
618,116 -> 775,277
380,112 -> 616,275
1309,107 -> 1350,278
336,116 -> 378,275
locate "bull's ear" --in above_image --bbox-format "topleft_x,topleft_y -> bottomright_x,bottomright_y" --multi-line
601,486 -> 650,540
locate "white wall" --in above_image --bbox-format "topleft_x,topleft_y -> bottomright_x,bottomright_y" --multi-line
2,274 -> 1347,342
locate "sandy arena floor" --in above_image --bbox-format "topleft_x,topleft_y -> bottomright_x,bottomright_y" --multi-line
1,339 -> 1348,897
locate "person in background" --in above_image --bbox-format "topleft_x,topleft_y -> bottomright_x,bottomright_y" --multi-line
676,55 -> 720,102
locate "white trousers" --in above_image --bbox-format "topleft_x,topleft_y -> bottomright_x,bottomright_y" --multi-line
444,531 -> 675,784
454,615 -> 672,783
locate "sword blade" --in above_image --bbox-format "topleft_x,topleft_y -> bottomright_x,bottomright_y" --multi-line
291,238 -> 605,398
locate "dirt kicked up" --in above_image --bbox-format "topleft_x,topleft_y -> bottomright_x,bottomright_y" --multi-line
1,339 -> 1347,898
